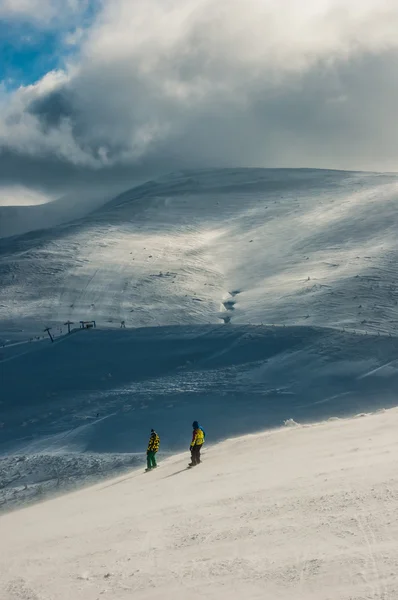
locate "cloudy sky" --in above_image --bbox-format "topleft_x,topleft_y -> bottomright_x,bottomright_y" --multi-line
1,0 -> 398,205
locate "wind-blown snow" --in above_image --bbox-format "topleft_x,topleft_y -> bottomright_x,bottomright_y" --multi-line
0,452 -> 141,512
2,408 -> 398,599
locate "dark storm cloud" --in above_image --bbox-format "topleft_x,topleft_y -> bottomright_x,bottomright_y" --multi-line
28,89 -> 74,130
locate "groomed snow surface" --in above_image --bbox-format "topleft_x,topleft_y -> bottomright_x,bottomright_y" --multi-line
2,409 -> 398,599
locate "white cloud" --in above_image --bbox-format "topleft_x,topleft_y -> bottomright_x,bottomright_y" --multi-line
2,0 -> 398,184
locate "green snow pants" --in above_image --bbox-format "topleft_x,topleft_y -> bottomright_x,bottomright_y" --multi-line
147,451 -> 157,470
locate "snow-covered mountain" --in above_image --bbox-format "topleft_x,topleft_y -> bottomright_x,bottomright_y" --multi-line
2,169 -> 398,597
2,168 -> 398,338
1,168 -> 398,510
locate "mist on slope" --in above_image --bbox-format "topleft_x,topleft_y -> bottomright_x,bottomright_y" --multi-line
0,184 -> 129,238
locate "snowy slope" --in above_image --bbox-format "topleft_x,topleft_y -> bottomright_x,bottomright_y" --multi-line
2,168 -> 398,509
2,321 -> 398,510
2,324 -> 398,455
2,168 -> 398,338
2,168 -> 398,595
2,408 -> 398,600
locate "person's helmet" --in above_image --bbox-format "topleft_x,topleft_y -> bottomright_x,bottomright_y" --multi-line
192,421 -> 199,428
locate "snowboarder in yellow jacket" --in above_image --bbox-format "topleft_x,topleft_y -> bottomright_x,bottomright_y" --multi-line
146,429 -> 160,471
189,421 -> 205,466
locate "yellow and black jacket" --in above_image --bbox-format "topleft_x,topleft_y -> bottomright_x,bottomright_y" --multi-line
191,427 -> 205,447
147,432 -> 160,453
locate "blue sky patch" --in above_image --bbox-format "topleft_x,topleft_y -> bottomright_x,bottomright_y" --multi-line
0,23 -> 61,88
0,1 -> 101,89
